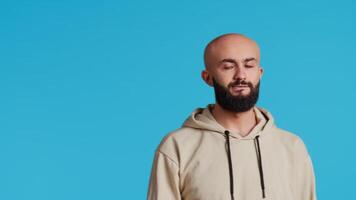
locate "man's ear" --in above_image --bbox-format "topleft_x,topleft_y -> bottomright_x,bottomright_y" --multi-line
201,70 -> 214,87
259,66 -> 264,79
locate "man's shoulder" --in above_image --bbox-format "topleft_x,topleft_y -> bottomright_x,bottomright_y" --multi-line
154,127 -> 201,162
273,126 -> 301,141
271,126 -> 309,153
157,127 -> 201,150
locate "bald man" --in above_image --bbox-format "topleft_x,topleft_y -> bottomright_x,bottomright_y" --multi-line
147,33 -> 317,200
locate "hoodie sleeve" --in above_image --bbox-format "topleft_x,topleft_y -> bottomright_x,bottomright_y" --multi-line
294,138 -> 317,200
147,150 -> 181,200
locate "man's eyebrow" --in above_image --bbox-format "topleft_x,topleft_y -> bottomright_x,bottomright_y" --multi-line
243,57 -> 257,62
219,58 -> 257,64
219,58 -> 237,64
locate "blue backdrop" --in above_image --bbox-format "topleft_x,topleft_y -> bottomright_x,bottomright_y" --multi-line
1,0 -> 355,199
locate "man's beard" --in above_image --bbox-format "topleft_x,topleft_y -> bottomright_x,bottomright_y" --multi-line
213,78 -> 260,113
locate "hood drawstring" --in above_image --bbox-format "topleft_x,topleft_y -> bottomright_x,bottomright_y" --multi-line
254,135 -> 266,198
224,131 -> 266,200
224,131 -> 235,200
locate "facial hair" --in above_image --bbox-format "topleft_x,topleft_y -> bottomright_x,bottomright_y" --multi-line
213,78 -> 260,113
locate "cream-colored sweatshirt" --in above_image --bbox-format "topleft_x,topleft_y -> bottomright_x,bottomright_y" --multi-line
147,104 -> 317,200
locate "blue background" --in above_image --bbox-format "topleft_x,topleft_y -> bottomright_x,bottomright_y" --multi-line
1,0 -> 355,199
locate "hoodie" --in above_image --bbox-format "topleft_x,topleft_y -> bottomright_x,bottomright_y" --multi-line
147,104 -> 317,200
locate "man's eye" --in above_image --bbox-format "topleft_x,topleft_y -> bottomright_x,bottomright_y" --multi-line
245,64 -> 256,68
223,65 -> 234,70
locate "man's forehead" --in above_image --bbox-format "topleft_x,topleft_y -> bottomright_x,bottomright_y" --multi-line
207,43 -> 260,66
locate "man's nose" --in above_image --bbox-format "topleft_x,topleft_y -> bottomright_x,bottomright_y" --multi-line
233,66 -> 247,80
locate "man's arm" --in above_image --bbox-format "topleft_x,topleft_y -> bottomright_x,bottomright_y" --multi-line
294,138 -> 317,200
147,150 -> 181,200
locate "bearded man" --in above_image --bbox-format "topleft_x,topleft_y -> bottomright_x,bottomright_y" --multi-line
147,33 -> 317,200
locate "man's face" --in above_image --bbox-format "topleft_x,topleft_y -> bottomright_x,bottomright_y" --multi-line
203,35 -> 263,112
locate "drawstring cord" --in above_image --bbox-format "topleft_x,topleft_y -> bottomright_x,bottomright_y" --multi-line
254,135 -> 266,198
224,130 -> 266,200
224,130 -> 235,200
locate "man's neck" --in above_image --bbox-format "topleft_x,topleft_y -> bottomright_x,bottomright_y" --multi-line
210,103 -> 258,137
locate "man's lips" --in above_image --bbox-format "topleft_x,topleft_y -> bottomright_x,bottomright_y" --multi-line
231,85 -> 249,92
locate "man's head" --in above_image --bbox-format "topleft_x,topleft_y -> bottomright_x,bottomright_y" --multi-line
201,33 -> 264,113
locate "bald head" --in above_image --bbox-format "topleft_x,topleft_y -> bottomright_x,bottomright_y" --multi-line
204,33 -> 260,71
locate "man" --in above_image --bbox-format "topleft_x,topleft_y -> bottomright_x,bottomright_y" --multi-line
147,33 -> 317,200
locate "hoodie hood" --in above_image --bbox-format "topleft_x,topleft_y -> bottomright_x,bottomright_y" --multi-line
182,104 -> 276,140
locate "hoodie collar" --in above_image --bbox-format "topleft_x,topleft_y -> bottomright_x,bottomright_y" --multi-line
183,104 -> 275,140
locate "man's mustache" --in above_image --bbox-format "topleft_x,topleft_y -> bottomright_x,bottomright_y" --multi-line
229,80 -> 253,88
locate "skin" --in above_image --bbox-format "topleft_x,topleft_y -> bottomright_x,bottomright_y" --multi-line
201,33 -> 264,137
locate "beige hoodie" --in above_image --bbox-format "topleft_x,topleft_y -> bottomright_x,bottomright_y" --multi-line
147,104 -> 317,200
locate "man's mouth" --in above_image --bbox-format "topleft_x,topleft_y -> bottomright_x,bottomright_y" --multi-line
231,85 -> 249,92
232,85 -> 248,88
